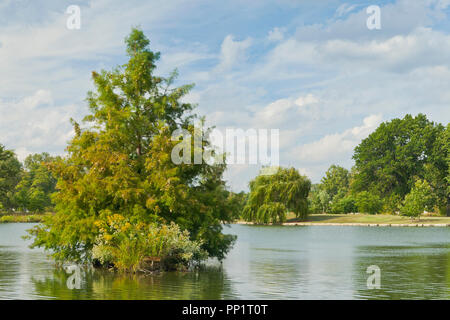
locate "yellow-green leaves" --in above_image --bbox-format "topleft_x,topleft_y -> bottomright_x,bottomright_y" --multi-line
243,167 -> 311,224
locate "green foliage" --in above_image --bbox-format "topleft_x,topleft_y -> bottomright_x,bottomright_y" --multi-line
354,191 -> 383,214
321,165 -> 350,200
0,144 -> 21,210
92,214 -> 206,272
225,191 -> 247,220
243,167 -> 311,223
330,195 -> 357,214
0,214 -> 47,223
308,184 -> 331,213
447,124 -> 450,190
28,28 -> 236,265
13,153 -> 58,213
423,122 -> 449,215
383,193 -> 402,214
447,124 -> 450,216
352,114 -> 446,200
309,165 -> 352,214
308,184 -> 322,213
400,179 -> 436,217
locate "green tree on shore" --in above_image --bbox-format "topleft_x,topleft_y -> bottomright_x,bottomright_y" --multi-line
28,28 -> 235,264
400,179 -> 436,218
447,124 -> 450,216
13,153 -> 58,213
243,167 -> 311,223
320,165 -> 352,213
351,114 -> 447,214
0,144 -> 21,211
321,165 -> 350,200
354,191 -> 383,214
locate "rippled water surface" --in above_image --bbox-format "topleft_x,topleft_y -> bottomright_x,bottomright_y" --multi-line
0,223 -> 449,299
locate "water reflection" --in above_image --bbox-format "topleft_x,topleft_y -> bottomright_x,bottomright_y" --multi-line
0,223 -> 449,299
30,266 -> 235,300
353,244 -> 450,299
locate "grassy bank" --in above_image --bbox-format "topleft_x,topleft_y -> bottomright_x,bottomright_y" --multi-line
0,213 -> 49,223
237,213 -> 450,226
292,213 -> 450,225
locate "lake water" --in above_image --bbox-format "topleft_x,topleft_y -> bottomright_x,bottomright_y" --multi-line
0,223 -> 449,299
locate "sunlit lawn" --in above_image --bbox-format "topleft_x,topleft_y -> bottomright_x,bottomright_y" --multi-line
286,213 -> 450,224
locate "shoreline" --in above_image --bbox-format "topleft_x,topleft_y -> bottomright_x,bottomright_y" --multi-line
234,221 -> 450,227
0,214 -> 47,223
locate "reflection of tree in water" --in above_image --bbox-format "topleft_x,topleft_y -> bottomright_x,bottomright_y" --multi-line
0,249 -> 21,299
353,244 -> 450,299
244,247 -> 306,299
31,265 -> 235,300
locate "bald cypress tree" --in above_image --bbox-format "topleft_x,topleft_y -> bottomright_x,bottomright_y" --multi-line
28,28 -> 235,263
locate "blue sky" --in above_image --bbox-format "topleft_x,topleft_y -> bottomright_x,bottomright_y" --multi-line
1,0 -> 450,191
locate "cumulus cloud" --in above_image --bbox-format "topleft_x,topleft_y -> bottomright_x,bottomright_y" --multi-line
216,35 -> 252,72
267,27 -> 286,42
335,3 -> 358,17
254,94 -> 320,127
0,90 -> 76,161
293,114 -> 383,164
1,0 -> 449,191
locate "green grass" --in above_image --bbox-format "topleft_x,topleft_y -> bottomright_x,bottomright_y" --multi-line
285,213 -> 450,225
0,213 -> 50,223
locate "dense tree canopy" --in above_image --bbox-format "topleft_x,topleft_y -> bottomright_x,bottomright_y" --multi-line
400,179 -> 436,218
352,114 -> 446,199
351,114 -> 448,215
28,28 -> 236,264
307,115 -> 448,216
13,153 -> 58,212
243,167 -> 311,223
0,144 -> 21,210
447,124 -> 450,203
321,165 -> 350,200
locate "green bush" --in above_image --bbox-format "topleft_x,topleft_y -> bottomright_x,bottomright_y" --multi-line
0,214 -> 46,223
92,214 -> 207,272
308,185 -> 331,214
355,191 -> 383,214
383,193 -> 402,214
400,180 -> 436,218
331,196 -> 357,214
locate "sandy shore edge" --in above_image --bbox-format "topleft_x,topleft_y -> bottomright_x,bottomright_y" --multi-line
234,221 -> 450,227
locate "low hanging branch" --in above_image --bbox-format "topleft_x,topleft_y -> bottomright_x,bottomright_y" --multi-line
242,167 -> 311,224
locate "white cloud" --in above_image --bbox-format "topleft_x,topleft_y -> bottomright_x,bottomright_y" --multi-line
254,94 -> 320,127
293,114 -> 383,164
1,0 -> 449,191
295,94 -> 319,108
0,90 -> 76,160
216,35 -> 252,72
267,27 -> 285,42
254,27 -> 450,82
335,3 -> 358,17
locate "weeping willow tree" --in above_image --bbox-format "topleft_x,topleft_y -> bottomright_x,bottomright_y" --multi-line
242,167 -> 311,224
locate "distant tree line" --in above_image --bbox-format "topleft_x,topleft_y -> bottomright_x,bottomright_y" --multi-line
240,114 -> 449,224
309,114 -> 449,217
0,145 -> 57,213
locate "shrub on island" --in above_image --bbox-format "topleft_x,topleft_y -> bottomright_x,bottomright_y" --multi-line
92,214 -> 207,272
